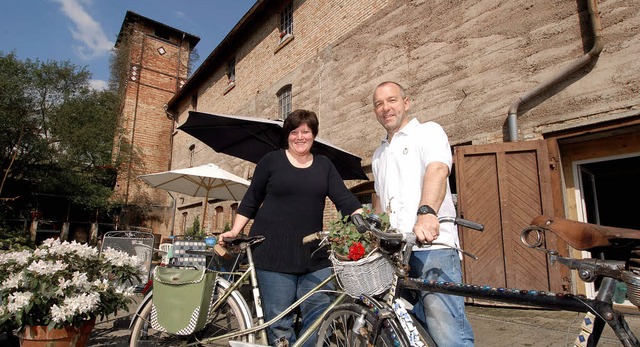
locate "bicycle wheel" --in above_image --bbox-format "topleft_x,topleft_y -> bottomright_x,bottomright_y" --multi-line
129,277 -> 254,346
316,303 -> 409,347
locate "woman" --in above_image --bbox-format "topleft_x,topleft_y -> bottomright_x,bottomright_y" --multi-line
219,109 -> 362,347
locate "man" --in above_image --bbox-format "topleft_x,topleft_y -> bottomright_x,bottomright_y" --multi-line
371,81 -> 474,346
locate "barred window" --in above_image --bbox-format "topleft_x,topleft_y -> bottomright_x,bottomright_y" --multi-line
278,85 -> 292,120
280,2 -> 293,38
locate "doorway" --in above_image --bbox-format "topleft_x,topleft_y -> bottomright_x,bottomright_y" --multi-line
576,155 -> 640,230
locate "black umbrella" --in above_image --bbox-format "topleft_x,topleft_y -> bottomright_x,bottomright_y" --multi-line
178,111 -> 369,180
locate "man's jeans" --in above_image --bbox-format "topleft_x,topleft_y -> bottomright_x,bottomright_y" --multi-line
407,248 -> 475,347
256,267 -> 334,347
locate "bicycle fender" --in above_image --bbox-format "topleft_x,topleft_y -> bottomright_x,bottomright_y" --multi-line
129,291 -> 153,331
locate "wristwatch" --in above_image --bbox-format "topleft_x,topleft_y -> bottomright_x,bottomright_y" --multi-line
417,204 -> 437,216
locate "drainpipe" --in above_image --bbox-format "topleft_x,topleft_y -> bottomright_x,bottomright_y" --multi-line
506,0 -> 603,142
165,104 -> 176,171
168,191 -> 176,236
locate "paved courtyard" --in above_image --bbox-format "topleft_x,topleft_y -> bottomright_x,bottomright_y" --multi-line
81,294 -> 640,347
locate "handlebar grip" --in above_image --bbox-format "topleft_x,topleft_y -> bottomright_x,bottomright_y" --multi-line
455,217 -> 484,231
351,214 -> 369,233
302,231 -> 328,244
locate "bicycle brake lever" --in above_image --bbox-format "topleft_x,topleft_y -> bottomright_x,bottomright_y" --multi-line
309,237 -> 331,258
429,242 -> 479,260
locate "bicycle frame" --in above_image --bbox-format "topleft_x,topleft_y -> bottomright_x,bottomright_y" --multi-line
130,237 -> 351,347
200,243 -> 350,346
345,215 -> 640,347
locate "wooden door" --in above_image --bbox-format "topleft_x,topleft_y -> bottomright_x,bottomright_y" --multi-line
454,140 -> 565,293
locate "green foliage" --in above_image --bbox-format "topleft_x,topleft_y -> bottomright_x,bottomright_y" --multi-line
186,216 -> 203,237
328,212 -> 372,258
0,225 -> 33,251
224,222 -> 231,232
328,207 -> 390,260
0,51 -> 122,217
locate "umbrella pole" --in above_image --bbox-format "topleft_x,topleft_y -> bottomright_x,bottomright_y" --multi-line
202,190 -> 210,234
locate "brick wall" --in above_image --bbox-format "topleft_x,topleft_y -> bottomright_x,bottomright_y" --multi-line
169,0 -> 640,233
113,15 -> 196,235
169,0 -> 390,233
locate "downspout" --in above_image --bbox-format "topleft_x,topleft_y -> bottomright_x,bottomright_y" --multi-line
124,35 -> 146,205
166,104 -> 176,171
506,0 -> 603,142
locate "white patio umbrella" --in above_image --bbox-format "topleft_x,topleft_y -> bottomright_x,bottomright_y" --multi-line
138,163 -> 250,231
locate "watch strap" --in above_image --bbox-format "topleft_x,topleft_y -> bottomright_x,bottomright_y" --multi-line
417,204 -> 437,216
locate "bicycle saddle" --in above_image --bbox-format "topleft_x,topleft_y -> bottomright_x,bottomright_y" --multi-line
222,235 -> 266,246
530,215 -> 640,250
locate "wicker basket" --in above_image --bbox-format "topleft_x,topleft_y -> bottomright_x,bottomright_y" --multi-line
330,251 -> 394,297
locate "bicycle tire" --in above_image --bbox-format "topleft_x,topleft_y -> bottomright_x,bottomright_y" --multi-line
129,277 -> 254,346
316,303 -> 410,347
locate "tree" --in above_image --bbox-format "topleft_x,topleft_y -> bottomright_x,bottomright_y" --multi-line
186,216 -> 203,238
0,51 -> 121,220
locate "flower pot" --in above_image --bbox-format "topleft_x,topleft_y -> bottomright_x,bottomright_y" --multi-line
18,318 -> 95,347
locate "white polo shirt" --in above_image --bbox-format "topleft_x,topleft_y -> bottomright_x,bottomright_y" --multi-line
372,118 -> 459,251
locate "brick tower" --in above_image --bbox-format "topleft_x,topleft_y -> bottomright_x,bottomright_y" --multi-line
112,11 -> 199,233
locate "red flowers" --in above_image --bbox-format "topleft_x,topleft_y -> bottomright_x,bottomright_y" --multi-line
348,242 -> 366,261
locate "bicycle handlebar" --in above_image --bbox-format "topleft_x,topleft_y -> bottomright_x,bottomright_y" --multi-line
302,214 -> 484,248
351,214 -> 484,241
302,231 -> 329,244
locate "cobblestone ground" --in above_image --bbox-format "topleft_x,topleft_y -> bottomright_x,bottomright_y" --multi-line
466,304 -> 640,347
88,295 -> 142,346
84,294 -> 640,347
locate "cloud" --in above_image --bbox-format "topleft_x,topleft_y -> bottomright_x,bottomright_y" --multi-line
89,79 -> 108,91
53,0 -> 114,60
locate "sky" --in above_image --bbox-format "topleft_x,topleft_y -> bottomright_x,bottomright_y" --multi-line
0,0 -> 257,91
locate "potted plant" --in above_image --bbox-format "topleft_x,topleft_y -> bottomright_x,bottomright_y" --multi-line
0,238 -> 143,346
327,208 -> 397,297
327,208 -> 389,261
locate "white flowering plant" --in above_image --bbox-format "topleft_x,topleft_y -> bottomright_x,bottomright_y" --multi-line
0,238 -> 143,332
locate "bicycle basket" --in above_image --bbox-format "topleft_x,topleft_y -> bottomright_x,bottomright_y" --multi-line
330,251 -> 394,297
150,266 -> 217,335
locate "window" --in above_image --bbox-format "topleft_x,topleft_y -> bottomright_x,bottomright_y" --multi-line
280,3 -> 293,40
215,206 -> 224,231
181,212 -> 188,234
226,57 -> 236,84
191,94 -> 198,110
189,144 -> 195,167
155,27 -> 171,41
278,85 -> 292,120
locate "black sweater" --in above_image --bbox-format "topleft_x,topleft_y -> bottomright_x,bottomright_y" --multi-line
237,150 -> 361,273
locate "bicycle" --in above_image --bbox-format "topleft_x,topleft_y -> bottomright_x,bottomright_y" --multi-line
128,234 -> 352,346
314,214 -> 640,347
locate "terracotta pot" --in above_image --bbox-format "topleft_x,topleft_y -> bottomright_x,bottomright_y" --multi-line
18,318 -> 95,347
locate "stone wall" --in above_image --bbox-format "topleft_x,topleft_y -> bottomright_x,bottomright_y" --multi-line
169,0 -> 640,233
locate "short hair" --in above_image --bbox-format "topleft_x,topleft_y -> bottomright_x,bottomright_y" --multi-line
282,109 -> 319,146
374,81 -> 406,101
